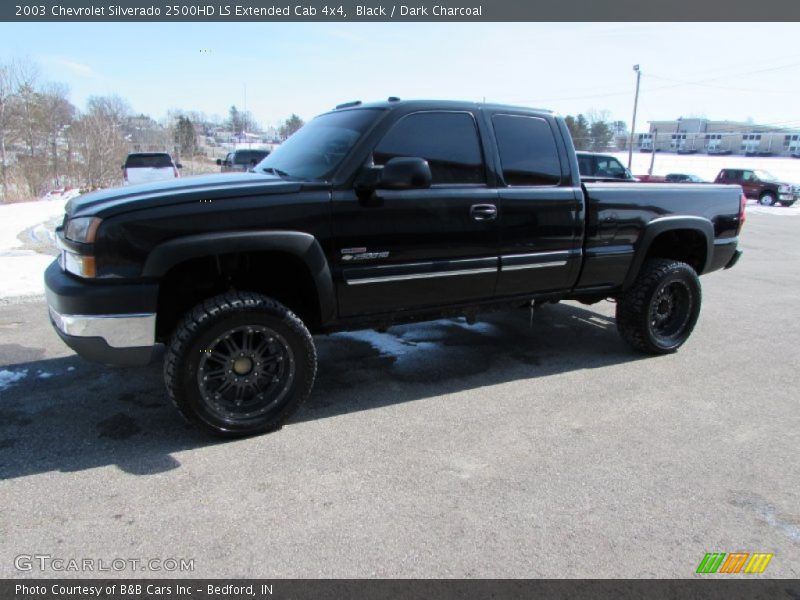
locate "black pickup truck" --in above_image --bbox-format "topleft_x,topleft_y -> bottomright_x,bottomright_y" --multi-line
46,99 -> 745,437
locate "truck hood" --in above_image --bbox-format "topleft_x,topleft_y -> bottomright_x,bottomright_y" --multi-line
67,173 -> 304,219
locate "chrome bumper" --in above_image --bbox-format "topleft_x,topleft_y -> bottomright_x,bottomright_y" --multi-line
48,307 -> 156,348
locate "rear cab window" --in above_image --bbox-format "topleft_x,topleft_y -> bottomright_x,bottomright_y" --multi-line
234,150 -> 270,165
124,153 -> 174,168
492,114 -> 562,186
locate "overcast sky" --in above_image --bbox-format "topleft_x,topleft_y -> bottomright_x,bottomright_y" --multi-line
1,22 -> 799,131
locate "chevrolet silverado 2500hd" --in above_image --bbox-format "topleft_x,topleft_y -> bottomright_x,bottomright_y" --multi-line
46,99 -> 745,436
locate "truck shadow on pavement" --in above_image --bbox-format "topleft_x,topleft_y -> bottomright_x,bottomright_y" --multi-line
0,302 -> 643,480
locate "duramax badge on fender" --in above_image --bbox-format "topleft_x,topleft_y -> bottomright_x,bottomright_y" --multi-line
45,98 -> 745,437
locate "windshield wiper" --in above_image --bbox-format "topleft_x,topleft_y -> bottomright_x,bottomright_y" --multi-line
261,167 -> 290,178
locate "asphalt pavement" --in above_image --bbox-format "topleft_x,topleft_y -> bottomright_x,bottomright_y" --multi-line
1,212 -> 798,578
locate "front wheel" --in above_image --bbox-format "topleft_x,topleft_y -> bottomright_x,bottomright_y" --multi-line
616,259 -> 701,354
759,192 -> 776,206
164,292 -> 317,437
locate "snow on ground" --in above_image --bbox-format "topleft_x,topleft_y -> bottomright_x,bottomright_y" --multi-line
0,198 -> 67,299
610,151 -> 800,184
746,202 -> 800,216
0,368 -> 28,392
330,318 -> 501,362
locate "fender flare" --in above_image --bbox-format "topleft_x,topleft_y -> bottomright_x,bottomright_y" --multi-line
622,216 -> 714,289
142,230 -> 336,324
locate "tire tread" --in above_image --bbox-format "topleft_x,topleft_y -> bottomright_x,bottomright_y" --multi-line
163,291 -> 316,436
616,258 -> 701,354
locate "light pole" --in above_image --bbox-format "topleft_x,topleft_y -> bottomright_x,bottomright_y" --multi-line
627,64 -> 641,169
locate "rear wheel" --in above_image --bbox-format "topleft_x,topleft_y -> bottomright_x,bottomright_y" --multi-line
164,291 -> 316,437
616,259 -> 701,354
759,192 -> 776,206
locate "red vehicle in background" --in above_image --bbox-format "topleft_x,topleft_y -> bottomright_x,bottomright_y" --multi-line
714,168 -> 797,206
635,174 -> 666,183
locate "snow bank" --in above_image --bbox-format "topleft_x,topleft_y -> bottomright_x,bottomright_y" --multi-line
0,199 -> 67,298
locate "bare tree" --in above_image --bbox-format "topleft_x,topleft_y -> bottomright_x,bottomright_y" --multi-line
11,59 -> 40,159
39,82 -> 75,188
73,95 -> 131,188
0,61 -> 14,199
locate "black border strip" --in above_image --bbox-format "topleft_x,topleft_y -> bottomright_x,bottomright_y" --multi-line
3,0 -> 800,22
4,579 -> 800,600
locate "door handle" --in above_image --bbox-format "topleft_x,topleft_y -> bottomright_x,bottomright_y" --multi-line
470,204 -> 497,221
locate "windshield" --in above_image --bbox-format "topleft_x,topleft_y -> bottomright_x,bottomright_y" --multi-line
256,109 -> 382,180
754,169 -> 778,182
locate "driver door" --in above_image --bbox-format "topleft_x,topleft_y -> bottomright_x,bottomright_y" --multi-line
741,170 -> 759,198
331,110 -> 499,317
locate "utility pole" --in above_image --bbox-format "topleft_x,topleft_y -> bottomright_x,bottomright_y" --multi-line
648,128 -> 657,175
627,64 -> 641,169
243,83 -> 249,148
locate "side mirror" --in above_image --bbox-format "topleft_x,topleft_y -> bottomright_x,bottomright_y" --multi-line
379,157 -> 432,190
216,159 -> 222,166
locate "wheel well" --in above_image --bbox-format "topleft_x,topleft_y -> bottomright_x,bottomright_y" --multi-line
644,229 -> 707,274
155,251 -> 321,341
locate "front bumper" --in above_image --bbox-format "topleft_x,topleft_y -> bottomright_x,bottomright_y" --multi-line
44,261 -> 158,366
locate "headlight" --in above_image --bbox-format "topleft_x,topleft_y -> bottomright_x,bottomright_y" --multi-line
65,217 -> 102,243
778,184 -> 791,193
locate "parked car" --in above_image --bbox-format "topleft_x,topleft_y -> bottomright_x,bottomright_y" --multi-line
122,153 -> 181,186
217,149 -> 271,172
576,151 -> 637,181
714,168 -> 796,206
665,173 -> 707,183
47,99 -> 744,437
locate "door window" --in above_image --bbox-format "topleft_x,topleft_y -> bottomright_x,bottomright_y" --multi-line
373,112 -> 485,184
492,115 -> 562,186
595,156 -> 627,178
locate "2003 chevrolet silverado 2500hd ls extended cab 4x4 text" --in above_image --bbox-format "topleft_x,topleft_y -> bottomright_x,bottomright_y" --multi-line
45,99 -> 745,436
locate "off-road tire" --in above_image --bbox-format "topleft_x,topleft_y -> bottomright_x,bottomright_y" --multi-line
164,291 -> 316,437
616,259 -> 701,355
